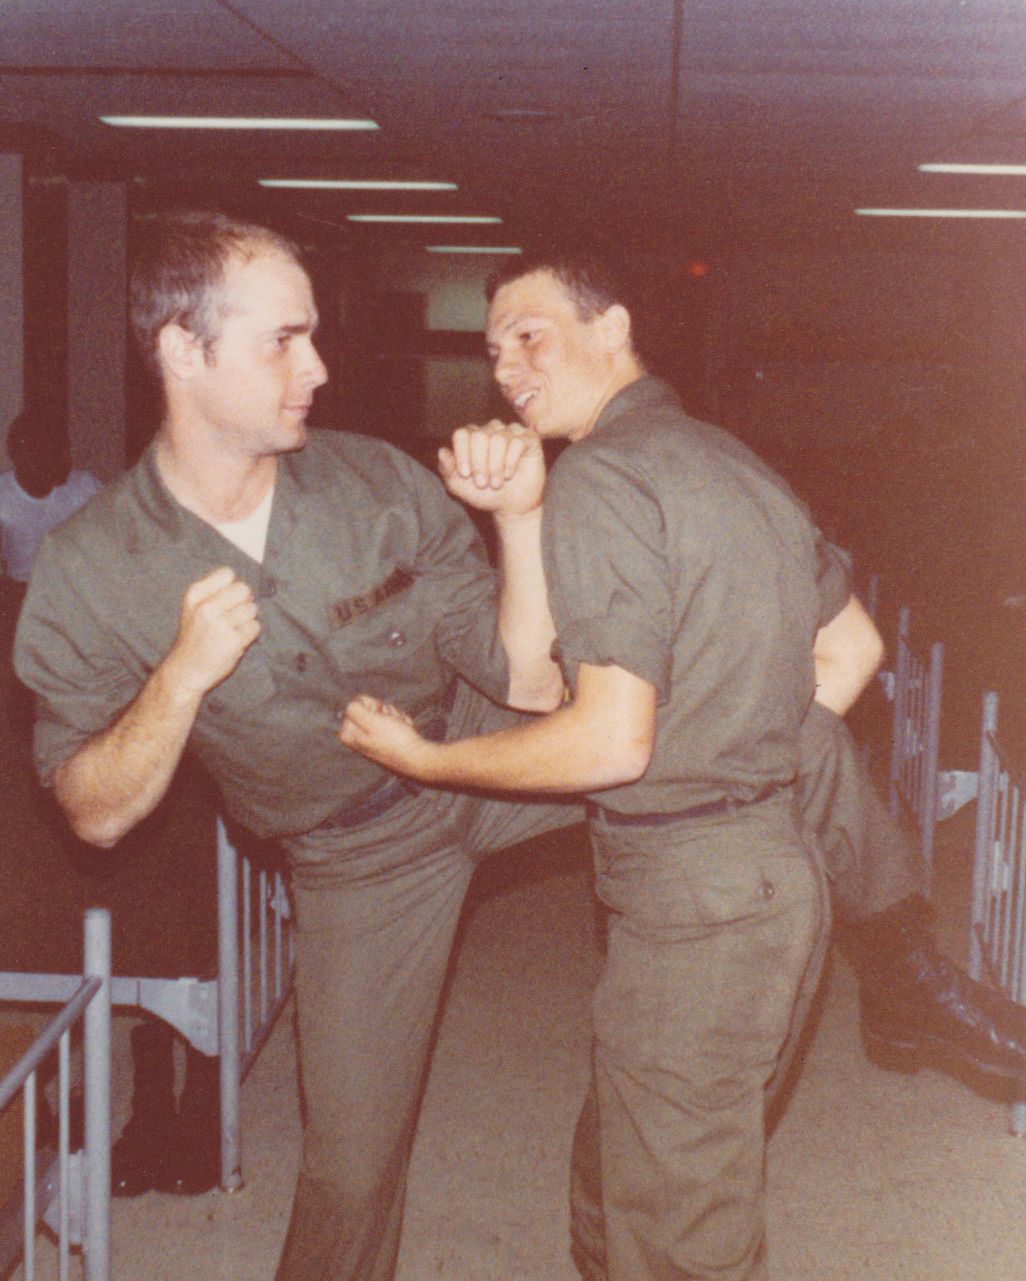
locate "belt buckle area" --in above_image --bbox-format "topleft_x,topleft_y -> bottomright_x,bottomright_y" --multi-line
317,776 -> 416,833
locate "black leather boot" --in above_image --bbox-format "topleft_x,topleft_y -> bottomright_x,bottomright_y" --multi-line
111,1020 -> 176,1197
154,1045 -> 220,1195
853,895 -> 1026,1081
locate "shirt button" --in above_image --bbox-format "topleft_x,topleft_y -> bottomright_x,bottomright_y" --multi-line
760,879 -> 775,902
295,652 -> 308,673
387,628 -> 406,648
261,577 -> 277,598
333,704 -> 346,724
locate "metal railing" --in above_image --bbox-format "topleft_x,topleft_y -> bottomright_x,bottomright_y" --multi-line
0,909 -> 111,1281
215,819 -> 295,1189
968,692 -> 1026,1135
0,821 -> 294,1194
888,605 -> 945,881
878,603 -> 978,890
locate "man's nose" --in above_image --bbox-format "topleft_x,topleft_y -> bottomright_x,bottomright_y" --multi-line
306,341 -> 328,388
492,345 -> 519,387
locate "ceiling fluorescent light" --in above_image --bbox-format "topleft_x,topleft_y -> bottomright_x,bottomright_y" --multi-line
855,207 -> 1026,219
918,163 -> 1026,176
426,245 -> 522,254
101,115 -> 378,131
347,214 -> 502,224
260,179 -> 456,190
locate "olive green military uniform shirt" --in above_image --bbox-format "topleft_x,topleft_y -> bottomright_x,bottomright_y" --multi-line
15,431 -> 509,839
543,376 -> 850,816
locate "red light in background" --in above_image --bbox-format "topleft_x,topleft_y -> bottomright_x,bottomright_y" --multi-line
685,259 -> 709,279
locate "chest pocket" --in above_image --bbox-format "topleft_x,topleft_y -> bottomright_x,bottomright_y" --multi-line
325,575 -> 436,683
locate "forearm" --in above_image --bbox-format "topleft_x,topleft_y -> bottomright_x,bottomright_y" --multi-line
812,595 -> 884,716
45,564 -> 258,847
813,656 -> 876,716
342,661 -> 655,791
406,700 -> 643,793
493,508 -> 563,711
53,659 -> 202,847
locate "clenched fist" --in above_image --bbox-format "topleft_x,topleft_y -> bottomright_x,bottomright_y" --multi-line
164,566 -> 261,698
439,420 -> 545,516
339,694 -> 432,778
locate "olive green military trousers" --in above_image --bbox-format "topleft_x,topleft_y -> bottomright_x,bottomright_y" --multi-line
572,795 -> 824,1281
274,686 -> 583,1281
798,699 -> 924,919
568,702 -> 925,1281
274,689 -> 920,1281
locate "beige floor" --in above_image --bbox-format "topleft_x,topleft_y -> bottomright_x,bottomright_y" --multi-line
13,814 -> 1026,1281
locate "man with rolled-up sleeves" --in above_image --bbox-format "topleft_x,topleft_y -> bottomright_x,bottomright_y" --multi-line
14,210 -> 580,1281
340,251 -> 1026,1280
341,255 -> 837,1279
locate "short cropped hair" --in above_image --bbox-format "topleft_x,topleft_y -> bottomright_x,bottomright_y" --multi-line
130,210 -> 300,377
485,249 -> 634,323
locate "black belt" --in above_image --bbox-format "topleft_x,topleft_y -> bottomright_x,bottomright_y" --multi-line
317,774 -> 420,832
316,683 -> 455,833
586,783 -> 789,829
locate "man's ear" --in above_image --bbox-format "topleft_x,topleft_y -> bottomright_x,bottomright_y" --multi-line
158,323 -> 204,382
597,303 -> 632,355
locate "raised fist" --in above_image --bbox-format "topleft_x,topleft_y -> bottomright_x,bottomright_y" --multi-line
439,420 -> 546,516
165,566 -> 261,697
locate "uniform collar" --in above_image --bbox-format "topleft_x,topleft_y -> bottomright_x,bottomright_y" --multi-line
123,444 -> 191,550
122,433 -> 337,555
589,375 -> 682,438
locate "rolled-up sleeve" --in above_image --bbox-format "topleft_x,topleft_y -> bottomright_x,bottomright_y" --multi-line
14,534 -> 139,784
542,447 -> 672,701
815,537 -> 854,628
